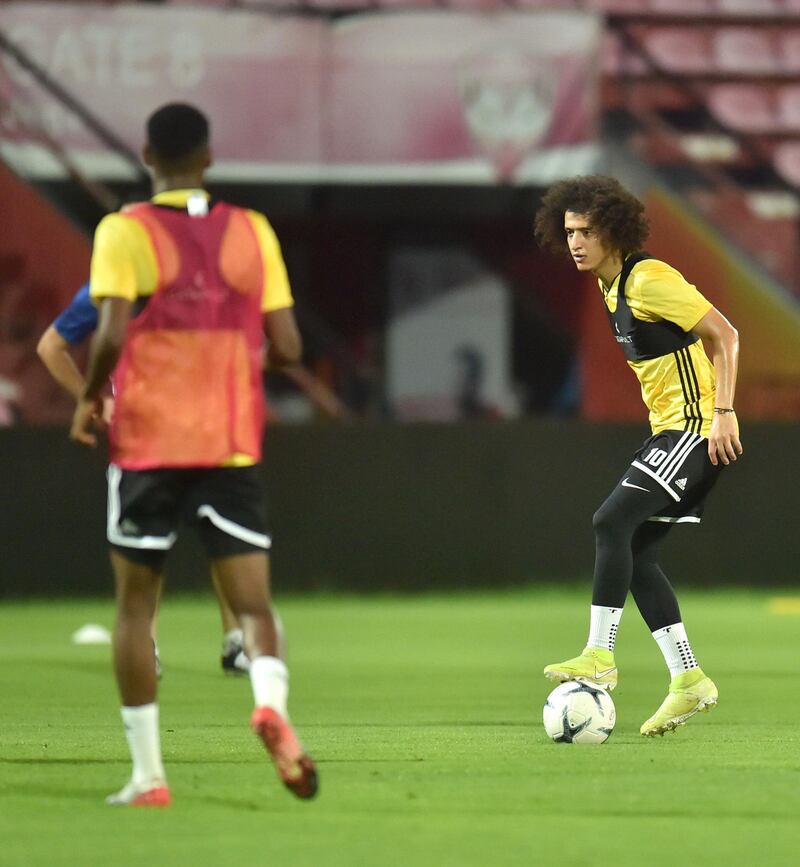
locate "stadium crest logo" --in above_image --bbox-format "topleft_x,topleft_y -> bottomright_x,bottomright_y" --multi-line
459,41 -> 558,182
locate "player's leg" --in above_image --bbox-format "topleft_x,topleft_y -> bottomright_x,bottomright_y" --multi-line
631,521 -> 718,736
106,549 -> 171,806
112,552 -> 162,706
544,461 -> 673,691
192,466 -> 316,799
211,551 -> 280,658
211,565 -> 250,674
105,465 -> 180,806
150,582 -> 162,679
212,552 -> 316,799
629,521 -> 680,631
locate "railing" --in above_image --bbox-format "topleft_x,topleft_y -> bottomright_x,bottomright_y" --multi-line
604,13 -> 800,293
0,27 -> 148,213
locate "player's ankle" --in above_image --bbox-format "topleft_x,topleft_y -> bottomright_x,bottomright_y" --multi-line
583,646 -> 615,662
670,667 -> 705,688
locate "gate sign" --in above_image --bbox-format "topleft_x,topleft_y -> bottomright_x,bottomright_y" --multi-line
0,4 -> 601,183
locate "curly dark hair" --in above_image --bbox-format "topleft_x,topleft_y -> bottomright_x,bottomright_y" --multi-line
534,175 -> 649,259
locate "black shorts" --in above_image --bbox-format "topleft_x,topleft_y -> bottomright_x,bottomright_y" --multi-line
107,463 -> 270,568
627,429 -> 723,524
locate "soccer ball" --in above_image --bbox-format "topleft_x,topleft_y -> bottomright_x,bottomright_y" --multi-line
542,681 -> 616,744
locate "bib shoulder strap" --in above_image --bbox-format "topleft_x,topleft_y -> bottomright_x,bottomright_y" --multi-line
617,251 -> 652,297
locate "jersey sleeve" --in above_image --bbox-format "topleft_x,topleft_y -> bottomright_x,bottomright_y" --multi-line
90,213 -> 157,303
52,283 -> 97,344
245,210 -> 294,313
630,261 -> 713,332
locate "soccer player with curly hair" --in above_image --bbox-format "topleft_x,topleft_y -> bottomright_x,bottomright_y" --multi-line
535,175 -> 742,737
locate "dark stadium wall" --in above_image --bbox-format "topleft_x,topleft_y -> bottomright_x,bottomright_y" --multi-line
1,421 -> 796,599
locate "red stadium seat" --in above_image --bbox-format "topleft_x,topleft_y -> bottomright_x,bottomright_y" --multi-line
302,0 -> 374,7
586,0 -> 653,11
641,27 -> 714,74
233,0 -> 314,7
645,0 -> 715,13
714,0 -> 786,15
778,29 -> 800,73
437,0 -> 512,8
773,141 -> 800,187
776,84 -> 800,130
516,0 -> 582,8
706,84 -> 778,133
712,27 -> 780,75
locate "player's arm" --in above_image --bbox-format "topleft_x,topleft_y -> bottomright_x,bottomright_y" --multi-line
250,210 -> 303,367
281,365 -> 351,421
70,298 -> 132,447
38,318 -> 114,425
37,325 -> 85,401
71,214 -> 140,447
264,307 -> 302,368
38,283 -> 98,402
692,307 -> 742,466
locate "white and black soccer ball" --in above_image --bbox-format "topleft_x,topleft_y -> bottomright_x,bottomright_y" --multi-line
543,681 -> 616,744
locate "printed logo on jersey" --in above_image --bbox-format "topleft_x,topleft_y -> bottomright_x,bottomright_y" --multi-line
614,321 -> 632,344
675,477 -> 688,490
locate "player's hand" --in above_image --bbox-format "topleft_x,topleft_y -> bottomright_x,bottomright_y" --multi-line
70,396 -> 106,448
101,396 -> 115,425
707,413 -> 743,466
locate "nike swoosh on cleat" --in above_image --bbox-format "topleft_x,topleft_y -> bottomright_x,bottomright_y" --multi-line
593,667 -> 616,677
622,478 -> 650,492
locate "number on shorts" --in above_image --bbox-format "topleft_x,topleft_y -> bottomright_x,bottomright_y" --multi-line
643,447 -> 668,467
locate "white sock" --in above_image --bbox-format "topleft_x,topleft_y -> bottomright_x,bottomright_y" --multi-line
587,605 -> 623,652
652,622 -> 699,677
120,703 -> 166,786
249,655 -> 289,717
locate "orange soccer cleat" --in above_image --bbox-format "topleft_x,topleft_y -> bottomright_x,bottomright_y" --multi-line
250,706 -> 318,800
106,780 -> 171,807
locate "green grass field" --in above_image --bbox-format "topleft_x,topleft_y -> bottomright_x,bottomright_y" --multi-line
1,587 -> 798,867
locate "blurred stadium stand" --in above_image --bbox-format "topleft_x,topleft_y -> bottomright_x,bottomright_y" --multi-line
1,2 -> 799,595
599,2 -> 800,291
1,0 -> 800,428
8,0 -> 800,292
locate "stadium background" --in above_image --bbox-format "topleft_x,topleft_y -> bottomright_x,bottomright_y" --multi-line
1,0 -> 798,595
2,4 -> 800,867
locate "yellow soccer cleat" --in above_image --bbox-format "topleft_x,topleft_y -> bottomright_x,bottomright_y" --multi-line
640,669 -> 718,737
543,647 -> 618,692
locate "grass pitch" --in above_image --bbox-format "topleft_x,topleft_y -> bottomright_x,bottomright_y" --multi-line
1,587 -> 798,867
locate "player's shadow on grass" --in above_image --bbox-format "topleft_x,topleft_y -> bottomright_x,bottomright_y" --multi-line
194,793 -> 269,811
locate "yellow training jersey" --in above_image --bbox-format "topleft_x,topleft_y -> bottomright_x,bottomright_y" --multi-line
90,189 -> 293,313
601,254 -> 715,436
88,189 -> 294,469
